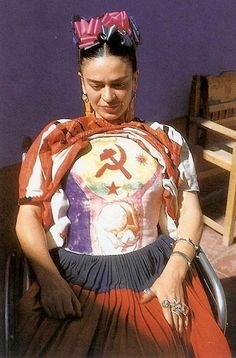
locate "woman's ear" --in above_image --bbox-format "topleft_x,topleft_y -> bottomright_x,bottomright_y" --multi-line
78,71 -> 86,94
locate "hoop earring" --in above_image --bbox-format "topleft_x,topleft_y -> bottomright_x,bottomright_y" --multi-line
82,93 -> 94,117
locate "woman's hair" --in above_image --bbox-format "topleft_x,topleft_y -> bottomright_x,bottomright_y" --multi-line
73,11 -> 141,73
79,39 -> 137,73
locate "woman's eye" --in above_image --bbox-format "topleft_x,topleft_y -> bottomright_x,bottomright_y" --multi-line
113,83 -> 126,89
91,85 -> 101,90
90,82 -> 127,90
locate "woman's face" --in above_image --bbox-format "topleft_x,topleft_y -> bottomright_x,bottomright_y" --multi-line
80,55 -> 138,124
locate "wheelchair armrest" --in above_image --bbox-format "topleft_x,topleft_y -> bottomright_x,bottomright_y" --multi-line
194,248 -> 227,334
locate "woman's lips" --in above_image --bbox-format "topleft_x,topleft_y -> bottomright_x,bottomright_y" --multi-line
102,105 -> 119,113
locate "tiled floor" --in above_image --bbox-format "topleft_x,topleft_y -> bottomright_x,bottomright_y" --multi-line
199,178 -> 236,356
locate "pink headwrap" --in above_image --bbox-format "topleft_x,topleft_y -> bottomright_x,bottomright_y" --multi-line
73,11 -> 140,50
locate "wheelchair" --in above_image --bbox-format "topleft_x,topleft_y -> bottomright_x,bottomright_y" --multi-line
3,137 -> 228,357
3,243 -> 228,357
4,248 -> 32,357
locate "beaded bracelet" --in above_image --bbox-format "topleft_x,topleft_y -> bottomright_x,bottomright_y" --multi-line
172,237 -> 199,252
170,251 -> 192,267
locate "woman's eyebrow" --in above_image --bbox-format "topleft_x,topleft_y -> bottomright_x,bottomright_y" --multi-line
87,76 -> 129,84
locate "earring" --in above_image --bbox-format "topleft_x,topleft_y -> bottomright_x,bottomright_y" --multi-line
82,93 -> 94,117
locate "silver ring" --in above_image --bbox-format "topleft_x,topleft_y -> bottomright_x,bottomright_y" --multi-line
171,303 -> 183,316
161,299 -> 171,308
182,303 -> 190,316
170,301 -> 190,317
143,288 -> 152,295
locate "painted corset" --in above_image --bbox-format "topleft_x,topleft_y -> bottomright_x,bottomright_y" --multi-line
64,135 -> 164,255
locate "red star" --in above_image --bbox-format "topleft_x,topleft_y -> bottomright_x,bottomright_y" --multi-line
107,181 -> 120,195
136,153 -> 147,165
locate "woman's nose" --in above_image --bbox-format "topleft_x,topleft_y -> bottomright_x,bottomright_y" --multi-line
102,86 -> 115,103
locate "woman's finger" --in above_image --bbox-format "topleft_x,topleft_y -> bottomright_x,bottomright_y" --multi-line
178,315 -> 184,334
172,310 -> 179,332
58,288 -> 82,318
184,316 -> 189,329
140,288 -> 156,303
162,306 -> 174,328
171,300 -> 190,334
72,295 -> 82,317
43,293 -> 71,319
40,295 -> 57,318
62,297 -> 77,318
54,297 -> 68,319
46,301 -> 62,319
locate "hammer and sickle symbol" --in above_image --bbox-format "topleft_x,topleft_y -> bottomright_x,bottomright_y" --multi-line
96,144 -> 132,179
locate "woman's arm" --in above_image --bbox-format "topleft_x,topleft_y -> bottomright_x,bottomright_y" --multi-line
16,204 -> 81,319
142,191 -> 203,334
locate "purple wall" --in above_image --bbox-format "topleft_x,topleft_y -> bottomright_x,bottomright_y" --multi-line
1,0 -> 236,167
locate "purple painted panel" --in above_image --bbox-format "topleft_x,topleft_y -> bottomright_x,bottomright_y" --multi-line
64,173 -> 92,254
1,0 -> 236,167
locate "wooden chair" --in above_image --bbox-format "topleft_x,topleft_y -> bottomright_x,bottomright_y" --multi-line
188,71 -> 236,246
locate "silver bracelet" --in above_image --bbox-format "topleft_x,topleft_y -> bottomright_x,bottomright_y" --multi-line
173,237 -> 199,252
170,251 -> 192,267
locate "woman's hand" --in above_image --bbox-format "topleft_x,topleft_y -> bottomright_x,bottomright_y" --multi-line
16,205 -> 82,320
141,260 -> 189,335
142,191 -> 202,334
39,272 -> 82,319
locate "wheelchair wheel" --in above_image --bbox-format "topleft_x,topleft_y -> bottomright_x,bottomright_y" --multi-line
4,249 -> 31,357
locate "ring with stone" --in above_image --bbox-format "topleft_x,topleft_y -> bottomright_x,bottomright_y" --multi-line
171,302 -> 183,316
161,299 -> 171,308
181,303 -> 190,316
143,288 -> 152,295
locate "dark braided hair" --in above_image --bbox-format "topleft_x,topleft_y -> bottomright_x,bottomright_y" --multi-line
79,35 -> 138,73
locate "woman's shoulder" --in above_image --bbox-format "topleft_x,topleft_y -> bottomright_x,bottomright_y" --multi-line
149,121 -> 186,146
36,116 -> 87,137
43,117 -> 80,129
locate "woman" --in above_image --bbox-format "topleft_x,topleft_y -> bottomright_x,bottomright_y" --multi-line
16,11 -> 231,357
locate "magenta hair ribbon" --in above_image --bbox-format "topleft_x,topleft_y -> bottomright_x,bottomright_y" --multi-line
73,11 -> 139,50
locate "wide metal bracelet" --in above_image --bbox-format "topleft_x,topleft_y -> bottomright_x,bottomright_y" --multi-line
173,237 -> 199,252
170,251 -> 192,267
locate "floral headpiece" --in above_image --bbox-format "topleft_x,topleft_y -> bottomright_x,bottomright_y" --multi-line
73,11 -> 141,51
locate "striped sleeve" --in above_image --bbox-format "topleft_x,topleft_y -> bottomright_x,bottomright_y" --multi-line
177,136 -> 199,191
150,122 -> 199,192
18,121 -> 60,203
19,122 -> 55,202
